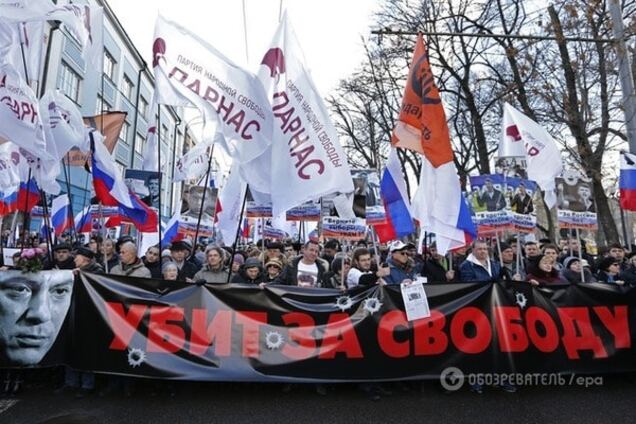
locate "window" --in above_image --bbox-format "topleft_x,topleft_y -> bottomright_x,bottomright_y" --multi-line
161,124 -> 169,145
135,133 -> 144,154
139,96 -> 148,119
122,75 -> 133,101
104,50 -> 116,80
58,62 -> 81,103
119,121 -> 130,145
96,95 -> 111,113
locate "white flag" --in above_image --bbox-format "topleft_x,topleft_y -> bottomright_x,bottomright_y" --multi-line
502,103 -> 563,208
152,15 -> 272,164
173,135 -> 216,182
141,96 -> 164,172
0,63 -> 47,156
0,143 -> 21,191
0,20 -> 44,83
499,103 -> 527,158
256,12 -> 353,217
0,0 -> 101,69
217,162 -> 247,244
40,90 -> 86,161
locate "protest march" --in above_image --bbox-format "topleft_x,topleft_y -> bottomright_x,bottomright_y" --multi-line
1,0 -> 636,412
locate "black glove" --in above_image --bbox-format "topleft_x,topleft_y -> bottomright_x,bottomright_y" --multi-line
195,279 -> 207,286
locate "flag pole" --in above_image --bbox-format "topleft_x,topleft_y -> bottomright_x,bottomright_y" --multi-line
576,227 -> 584,282
39,191 -> 54,263
190,146 -> 215,259
495,231 -> 503,267
20,170 -> 33,250
226,186 -> 249,284
157,104 -> 162,255
516,231 -> 522,279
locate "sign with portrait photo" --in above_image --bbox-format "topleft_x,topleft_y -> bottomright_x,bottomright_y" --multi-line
124,170 -> 161,209
556,171 -> 598,229
180,185 -> 218,226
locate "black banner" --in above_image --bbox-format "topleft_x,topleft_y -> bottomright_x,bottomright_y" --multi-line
2,271 -> 635,382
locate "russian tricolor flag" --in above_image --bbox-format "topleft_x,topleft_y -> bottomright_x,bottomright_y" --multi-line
160,211 -> 182,248
0,187 -> 19,216
17,179 -> 40,214
90,132 -> 158,233
74,206 -> 93,233
51,194 -> 74,236
620,152 -> 636,210
373,148 -> 415,242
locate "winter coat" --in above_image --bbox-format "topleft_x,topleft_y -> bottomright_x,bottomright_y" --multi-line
273,256 -> 327,287
142,257 -> 162,279
231,259 -> 264,284
525,259 -> 566,285
596,270 -> 622,284
46,256 -> 76,270
80,261 -> 104,274
421,257 -> 456,282
561,268 -> 596,284
175,259 -> 201,282
383,258 -> 416,286
110,258 -> 152,278
459,254 -> 501,283
193,264 -> 231,284
619,266 -> 636,285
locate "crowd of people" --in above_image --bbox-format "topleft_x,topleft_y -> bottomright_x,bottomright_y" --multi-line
1,231 -> 633,400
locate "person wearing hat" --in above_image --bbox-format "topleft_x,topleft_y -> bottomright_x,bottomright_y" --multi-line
525,255 -> 566,286
383,240 -> 416,285
73,247 -> 104,274
497,242 -> 525,281
459,239 -> 501,283
231,257 -> 264,285
263,257 -> 283,283
560,256 -> 596,284
169,239 -> 200,281
258,241 -> 288,268
231,253 -> 246,274
595,256 -> 625,284
193,246 -> 231,284
47,243 -> 76,270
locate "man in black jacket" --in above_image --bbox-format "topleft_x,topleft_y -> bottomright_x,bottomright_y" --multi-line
274,240 -> 327,287
169,240 -> 200,281
73,247 -> 104,274
47,243 -> 76,270
421,243 -> 456,282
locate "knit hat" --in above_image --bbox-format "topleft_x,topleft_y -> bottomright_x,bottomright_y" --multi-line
563,256 -> 581,270
233,254 -> 245,265
243,257 -> 262,270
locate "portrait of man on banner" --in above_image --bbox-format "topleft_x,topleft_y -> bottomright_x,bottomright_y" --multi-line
181,185 -> 218,223
0,271 -> 74,366
556,171 -> 596,213
124,169 -> 161,209
473,176 -> 506,212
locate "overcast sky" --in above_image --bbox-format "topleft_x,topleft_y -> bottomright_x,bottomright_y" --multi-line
107,0 -> 380,95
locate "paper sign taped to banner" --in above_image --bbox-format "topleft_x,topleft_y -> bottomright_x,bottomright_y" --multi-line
401,281 -> 431,321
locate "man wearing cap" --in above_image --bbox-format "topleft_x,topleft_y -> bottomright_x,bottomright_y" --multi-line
383,241 -> 416,285
110,242 -> 152,278
170,240 -> 200,281
73,247 -> 104,274
498,242 -> 525,281
459,239 -> 501,282
46,243 -> 76,270
274,240 -> 327,287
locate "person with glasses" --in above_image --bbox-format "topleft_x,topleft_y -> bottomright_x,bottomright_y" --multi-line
596,257 -> 626,284
383,241 -> 416,285
323,256 -> 351,289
